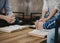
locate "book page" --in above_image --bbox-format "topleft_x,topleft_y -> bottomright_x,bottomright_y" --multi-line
0,25 -> 28,33
28,29 -> 51,38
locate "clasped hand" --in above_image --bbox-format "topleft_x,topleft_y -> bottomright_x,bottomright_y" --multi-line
35,18 -> 48,30
4,14 -> 15,24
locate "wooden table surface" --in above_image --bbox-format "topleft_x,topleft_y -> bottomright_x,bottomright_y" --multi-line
0,28 -> 46,43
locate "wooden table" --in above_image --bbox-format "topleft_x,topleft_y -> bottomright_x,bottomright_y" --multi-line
0,28 -> 46,43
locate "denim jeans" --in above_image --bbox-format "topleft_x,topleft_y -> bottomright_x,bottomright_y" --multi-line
47,29 -> 60,43
0,18 -> 19,27
47,12 -> 60,43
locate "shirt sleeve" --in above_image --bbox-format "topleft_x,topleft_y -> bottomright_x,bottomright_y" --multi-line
55,0 -> 60,11
57,3 -> 60,11
5,0 -> 13,15
42,0 -> 48,11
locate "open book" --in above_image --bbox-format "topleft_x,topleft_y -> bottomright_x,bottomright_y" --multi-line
28,29 -> 51,38
0,25 -> 28,33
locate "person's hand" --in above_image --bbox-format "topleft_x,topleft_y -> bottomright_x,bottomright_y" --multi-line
39,18 -> 48,22
37,21 -> 44,30
35,20 -> 44,30
4,16 -> 15,24
7,13 -> 16,23
39,18 -> 45,22
35,20 -> 39,29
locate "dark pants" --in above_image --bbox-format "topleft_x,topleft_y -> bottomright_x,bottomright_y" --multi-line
0,18 -> 19,27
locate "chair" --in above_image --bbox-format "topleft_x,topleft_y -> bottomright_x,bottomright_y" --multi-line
29,0 -> 43,25
30,12 -> 41,25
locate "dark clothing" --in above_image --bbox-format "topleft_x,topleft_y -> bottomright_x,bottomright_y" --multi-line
0,18 -> 19,27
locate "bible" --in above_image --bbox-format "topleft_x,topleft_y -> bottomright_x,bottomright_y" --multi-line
28,29 -> 51,38
0,25 -> 28,33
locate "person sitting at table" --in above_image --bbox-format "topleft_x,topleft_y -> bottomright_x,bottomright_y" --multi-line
35,0 -> 60,29
0,0 -> 19,27
47,0 -> 60,43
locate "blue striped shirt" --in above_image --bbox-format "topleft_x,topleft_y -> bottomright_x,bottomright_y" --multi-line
0,0 -> 12,15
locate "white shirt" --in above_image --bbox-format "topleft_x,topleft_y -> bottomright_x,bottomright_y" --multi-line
42,0 -> 60,12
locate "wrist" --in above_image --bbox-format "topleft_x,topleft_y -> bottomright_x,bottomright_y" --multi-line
3,16 -> 7,20
47,17 -> 50,20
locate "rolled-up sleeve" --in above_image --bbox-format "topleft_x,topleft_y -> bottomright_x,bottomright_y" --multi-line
57,3 -> 60,11
42,0 -> 48,11
5,0 -> 13,15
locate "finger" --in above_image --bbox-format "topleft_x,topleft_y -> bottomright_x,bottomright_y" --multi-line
12,17 -> 15,19
35,22 -> 37,29
37,21 -> 43,30
37,24 -> 40,30
36,21 -> 40,29
10,19 -> 16,23
38,19 -> 42,22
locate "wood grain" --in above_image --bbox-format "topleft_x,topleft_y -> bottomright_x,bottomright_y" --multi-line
0,28 -> 46,43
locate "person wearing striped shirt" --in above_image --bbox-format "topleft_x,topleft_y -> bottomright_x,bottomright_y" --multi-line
0,0 -> 19,27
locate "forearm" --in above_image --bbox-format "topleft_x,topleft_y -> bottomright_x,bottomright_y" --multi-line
41,10 -> 47,18
47,9 -> 58,20
0,15 -> 6,20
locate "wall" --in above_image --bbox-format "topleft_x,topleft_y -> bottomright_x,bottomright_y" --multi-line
10,0 -> 43,16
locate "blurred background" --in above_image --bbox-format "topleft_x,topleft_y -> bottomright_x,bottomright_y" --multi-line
10,0 -> 43,24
